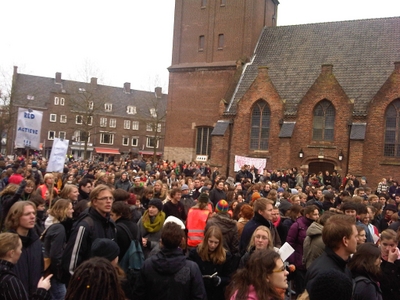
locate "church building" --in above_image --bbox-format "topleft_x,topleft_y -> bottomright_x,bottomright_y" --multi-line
164,0 -> 400,186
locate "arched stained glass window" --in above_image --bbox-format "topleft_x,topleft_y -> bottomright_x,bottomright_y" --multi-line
313,100 -> 335,141
250,100 -> 270,150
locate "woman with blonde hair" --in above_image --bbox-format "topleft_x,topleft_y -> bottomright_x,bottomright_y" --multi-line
239,225 -> 275,268
36,173 -> 58,207
153,180 -> 163,199
188,225 -> 234,300
59,184 -> 79,207
0,232 -> 52,300
43,199 -> 74,300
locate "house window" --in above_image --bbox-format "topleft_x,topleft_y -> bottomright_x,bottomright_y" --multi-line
220,0 -> 226,6
132,121 -> 139,130
27,95 -> 34,100
157,123 -> 162,132
199,35 -> 205,51
218,34 -> 224,49
124,120 -> 131,129
146,123 -> 153,131
48,131 -> 55,140
312,99 -> 335,141
384,98 -> 400,157
88,101 -> 94,110
50,114 -> 57,122
59,131 -> 66,139
76,115 -> 83,125
78,88 -> 86,93
146,136 -> 159,148
127,106 -> 136,114
109,118 -> 116,128
131,137 -> 139,147
100,117 -> 107,127
100,133 -> 114,145
54,97 -> 59,105
201,0 -> 207,7
196,127 -> 212,157
104,103 -> 113,112
60,98 -> 65,106
250,100 -> 270,150
87,116 -> 93,126
73,130 -> 90,142
150,108 -> 157,118
122,136 -> 129,146
60,115 -> 67,123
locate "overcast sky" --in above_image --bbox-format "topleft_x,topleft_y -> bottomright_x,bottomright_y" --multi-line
1,0 -> 399,93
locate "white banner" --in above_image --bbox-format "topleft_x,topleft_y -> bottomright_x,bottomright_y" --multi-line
234,155 -> 267,172
47,138 -> 69,173
15,108 -> 43,150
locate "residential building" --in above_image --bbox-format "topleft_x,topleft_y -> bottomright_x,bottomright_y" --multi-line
10,67 -> 167,161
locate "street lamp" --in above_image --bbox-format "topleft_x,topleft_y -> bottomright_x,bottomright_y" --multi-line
298,149 -> 304,158
338,150 -> 344,161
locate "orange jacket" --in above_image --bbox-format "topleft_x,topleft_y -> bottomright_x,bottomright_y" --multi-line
186,207 -> 210,247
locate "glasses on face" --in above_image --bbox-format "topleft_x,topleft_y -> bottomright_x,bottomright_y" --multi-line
255,235 -> 269,240
97,196 -> 114,201
272,262 -> 289,273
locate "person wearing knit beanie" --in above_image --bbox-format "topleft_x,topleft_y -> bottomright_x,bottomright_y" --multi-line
215,200 -> 229,213
251,192 -> 261,203
148,198 -> 163,212
198,193 -> 209,204
308,268 -> 352,300
91,238 -> 120,262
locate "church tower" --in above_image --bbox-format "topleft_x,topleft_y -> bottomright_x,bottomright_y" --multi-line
164,0 -> 279,161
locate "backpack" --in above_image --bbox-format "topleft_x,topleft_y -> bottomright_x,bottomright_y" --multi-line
32,169 -> 41,186
117,223 -> 144,285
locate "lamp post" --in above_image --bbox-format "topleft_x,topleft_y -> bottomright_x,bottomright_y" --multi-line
298,149 -> 304,158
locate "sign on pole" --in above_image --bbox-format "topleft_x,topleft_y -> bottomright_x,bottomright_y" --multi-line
47,138 -> 69,172
15,108 -> 43,150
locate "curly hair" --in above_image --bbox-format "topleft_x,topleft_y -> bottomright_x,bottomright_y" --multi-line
227,249 -> 282,300
65,257 -> 125,300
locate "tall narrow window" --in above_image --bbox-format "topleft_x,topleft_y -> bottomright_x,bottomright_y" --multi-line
199,35 -> 205,51
250,100 -> 270,150
384,99 -> 400,157
201,0 -> 207,7
218,34 -> 224,50
312,100 -> 335,141
196,127 -> 212,157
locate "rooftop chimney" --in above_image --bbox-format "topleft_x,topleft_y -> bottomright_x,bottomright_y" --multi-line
321,64 -> 333,75
124,82 -> 131,94
55,72 -> 62,84
258,66 -> 269,75
155,87 -> 162,98
91,77 -> 97,88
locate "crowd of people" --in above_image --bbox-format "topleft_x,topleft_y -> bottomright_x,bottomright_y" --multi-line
0,154 -> 400,300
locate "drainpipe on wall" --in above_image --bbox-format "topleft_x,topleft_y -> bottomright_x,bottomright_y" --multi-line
226,119 -> 234,177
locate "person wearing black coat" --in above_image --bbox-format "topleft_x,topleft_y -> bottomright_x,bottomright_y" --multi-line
111,201 -> 139,260
133,222 -> 206,300
0,232 -> 52,300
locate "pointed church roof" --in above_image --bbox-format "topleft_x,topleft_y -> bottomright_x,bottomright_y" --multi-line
226,17 -> 400,117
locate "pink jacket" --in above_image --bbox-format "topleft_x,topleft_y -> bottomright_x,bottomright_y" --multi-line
230,285 -> 258,300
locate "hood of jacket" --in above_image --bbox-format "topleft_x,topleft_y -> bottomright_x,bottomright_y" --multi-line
152,248 -> 187,274
210,213 -> 237,233
306,221 -> 323,237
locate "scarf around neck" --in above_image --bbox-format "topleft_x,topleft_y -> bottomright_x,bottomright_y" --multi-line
143,210 -> 165,233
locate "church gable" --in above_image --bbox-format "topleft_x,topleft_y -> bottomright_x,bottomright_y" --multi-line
227,17 -> 400,117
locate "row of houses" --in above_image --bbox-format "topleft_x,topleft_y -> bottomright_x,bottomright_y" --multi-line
6,67 -> 167,161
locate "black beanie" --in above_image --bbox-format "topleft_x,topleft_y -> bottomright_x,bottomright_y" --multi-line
91,238 -> 120,261
198,193 -> 209,204
308,269 -> 352,300
148,198 -> 163,212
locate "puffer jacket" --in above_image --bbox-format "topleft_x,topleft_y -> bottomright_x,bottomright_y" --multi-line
133,248 -> 206,300
206,213 -> 239,255
303,222 -> 324,269
286,216 -> 313,270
